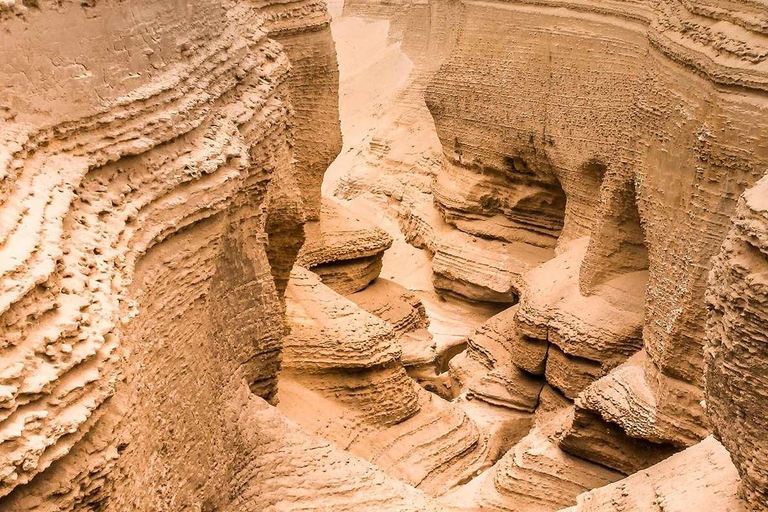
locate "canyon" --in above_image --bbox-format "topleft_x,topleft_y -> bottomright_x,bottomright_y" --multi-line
0,0 -> 767,510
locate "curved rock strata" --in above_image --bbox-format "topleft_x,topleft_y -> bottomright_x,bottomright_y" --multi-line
281,267 -> 491,496
4,0 -> 768,508
0,0 -> 442,510
298,199 -> 393,294
706,175 -> 768,511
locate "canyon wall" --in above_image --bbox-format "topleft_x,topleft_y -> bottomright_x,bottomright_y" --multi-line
0,0 -> 439,510
706,175 -> 768,511
321,0 -> 768,508
420,0 -> 768,508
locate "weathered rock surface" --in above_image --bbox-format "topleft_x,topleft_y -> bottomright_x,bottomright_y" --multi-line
281,267 -> 490,496
0,1 -> 298,505
258,0 -> 343,220
563,436 -> 745,512
5,0 -> 768,507
443,409 -> 622,511
0,0 -> 442,509
706,175 -> 768,511
347,277 -> 441,388
298,199 -> 393,294
421,0 -> 768,501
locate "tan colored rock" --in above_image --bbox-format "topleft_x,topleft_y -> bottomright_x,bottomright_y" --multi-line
544,346 -> 602,401
433,159 -> 566,248
0,0 -> 444,508
258,0 -> 343,221
563,437 -> 745,512
577,352 -> 708,448
425,0 -> 768,471
554,407 -> 677,475
706,175 -> 768,511
298,199 -> 393,294
443,410 -> 622,511
347,278 -> 439,385
517,238 -> 646,370
281,267 -> 490,496
0,1 -> 302,505
432,228 -> 553,303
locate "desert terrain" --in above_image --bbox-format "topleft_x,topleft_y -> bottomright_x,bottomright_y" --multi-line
0,0 -> 767,510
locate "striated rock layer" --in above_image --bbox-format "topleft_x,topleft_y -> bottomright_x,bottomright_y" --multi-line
423,0 -> 768,495
0,0 -> 439,510
706,175 -> 768,511
257,0 -> 343,220
297,199 -> 393,294
4,0 -> 768,508
280,267 -> 491,496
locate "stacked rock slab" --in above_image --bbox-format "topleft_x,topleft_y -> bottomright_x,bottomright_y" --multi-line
0,0 -> 440,510
396,190 -> 555,303
280,267 -> 491,496
535,171 -> 768,512
347,278 -> 442,388
563,436 -> 745,512
441,408 -> 623,511
297,199 -> 393,294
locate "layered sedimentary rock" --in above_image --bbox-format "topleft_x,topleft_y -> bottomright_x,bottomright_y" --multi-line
423,0 -> 768,490
442,409 -> 622,511
706,175 -> 768,511
5,0 -> 768,507
297,199 -> 393,294
257,0 -> 343,220
0,1 -> 293,504
347,277 -> 441,386
564,436 -> 745,512
280,267 -> 491,496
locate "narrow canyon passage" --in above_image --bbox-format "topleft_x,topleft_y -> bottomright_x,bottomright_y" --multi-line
324,0 -> 505,354
2,0 -> 768,510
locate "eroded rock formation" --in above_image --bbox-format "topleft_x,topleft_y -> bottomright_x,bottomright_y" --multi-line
2,0 -> 768,509
0,0 -> 436,510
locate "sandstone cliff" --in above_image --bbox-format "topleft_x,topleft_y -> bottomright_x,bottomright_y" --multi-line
3,0 -> 768,509
0,0 -> 437,510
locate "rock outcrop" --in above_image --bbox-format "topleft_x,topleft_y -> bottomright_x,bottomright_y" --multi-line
0,0 -> 440,510
564,436 -> 745,512
257,0 -> 343,221
297,199 -> 393,294
706,175 -> 768,511
280,267 -> 491,496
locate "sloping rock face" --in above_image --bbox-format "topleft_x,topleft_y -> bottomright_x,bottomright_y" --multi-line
0,1 -> 440,510
4,0 -> 768,508
411,0 -> 768,508
297,198 -> 393,293
564,436 -> 745,512
280,267 -> 491,496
